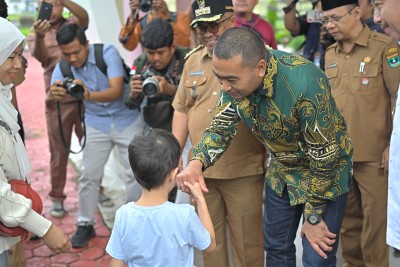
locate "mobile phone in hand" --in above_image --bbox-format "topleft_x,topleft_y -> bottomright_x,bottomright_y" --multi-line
37,2 -> 53,21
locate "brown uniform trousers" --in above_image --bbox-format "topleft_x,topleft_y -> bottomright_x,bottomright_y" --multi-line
173,46 -> 265,267
27,18 -> 83,203
325,26 -> 400,267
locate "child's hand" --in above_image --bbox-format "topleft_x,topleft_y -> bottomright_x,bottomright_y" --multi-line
184,181 -> 204,203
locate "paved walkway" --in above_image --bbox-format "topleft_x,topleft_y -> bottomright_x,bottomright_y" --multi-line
18,53 -> 112,267
16,53 -> 400,267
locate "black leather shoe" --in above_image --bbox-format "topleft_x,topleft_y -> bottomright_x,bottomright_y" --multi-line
71,225 -> 95,248
394,248 -> 400,257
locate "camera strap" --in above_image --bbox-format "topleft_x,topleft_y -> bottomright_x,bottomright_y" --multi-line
56,100 -> 86,154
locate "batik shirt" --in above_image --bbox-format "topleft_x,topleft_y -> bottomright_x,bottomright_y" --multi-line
192,49 -> 353,217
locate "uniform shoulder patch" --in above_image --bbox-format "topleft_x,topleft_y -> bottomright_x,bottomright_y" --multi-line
184,45 -> 204,60
386,49 -> 400,68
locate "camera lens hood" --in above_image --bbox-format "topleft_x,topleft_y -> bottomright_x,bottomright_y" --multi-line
142,77 -> 159,98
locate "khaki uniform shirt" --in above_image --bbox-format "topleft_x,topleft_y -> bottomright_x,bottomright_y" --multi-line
325,26 -> 400,162
172,46 -> 265,179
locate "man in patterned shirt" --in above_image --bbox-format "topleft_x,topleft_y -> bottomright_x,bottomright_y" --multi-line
177,27 -> 353,267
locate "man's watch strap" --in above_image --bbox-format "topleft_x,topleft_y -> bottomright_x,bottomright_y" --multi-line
283,0 -> 299,14
306,213 -> 322,225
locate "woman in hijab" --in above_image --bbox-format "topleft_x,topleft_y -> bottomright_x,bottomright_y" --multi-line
0,17 -> 70,266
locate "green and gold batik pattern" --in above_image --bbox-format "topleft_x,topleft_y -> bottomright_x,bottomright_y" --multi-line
193,49 -> 353,217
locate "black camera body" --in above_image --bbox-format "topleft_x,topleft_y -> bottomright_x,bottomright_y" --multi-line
60,77 -> 85,100
140,0 -> 152,12
140,68 -> 162,98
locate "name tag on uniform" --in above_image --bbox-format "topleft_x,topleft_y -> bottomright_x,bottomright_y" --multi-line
326,63 -> 337,69
189,70 -> 205,76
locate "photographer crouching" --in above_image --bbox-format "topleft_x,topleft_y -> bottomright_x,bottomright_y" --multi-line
125,18 -> 190,131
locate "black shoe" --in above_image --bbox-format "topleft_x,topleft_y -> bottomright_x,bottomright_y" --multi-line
71,225 -> 95,248
394,248 -> 400,257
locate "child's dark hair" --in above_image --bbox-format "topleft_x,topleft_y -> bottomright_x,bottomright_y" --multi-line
128,129 -> 180,191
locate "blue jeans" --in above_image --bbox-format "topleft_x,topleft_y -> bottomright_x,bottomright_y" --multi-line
264,184 -> 348,267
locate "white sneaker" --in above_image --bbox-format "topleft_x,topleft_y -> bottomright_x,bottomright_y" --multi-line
50,201 -> 65,218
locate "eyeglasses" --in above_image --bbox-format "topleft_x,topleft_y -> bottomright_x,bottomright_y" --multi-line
321,8 -> 354,26
193,16 -> 233,35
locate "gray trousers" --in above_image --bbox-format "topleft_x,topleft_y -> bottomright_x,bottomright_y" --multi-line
78,117 -> 147,224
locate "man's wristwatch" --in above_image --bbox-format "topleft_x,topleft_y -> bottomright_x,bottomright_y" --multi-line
307,213 -> 322,225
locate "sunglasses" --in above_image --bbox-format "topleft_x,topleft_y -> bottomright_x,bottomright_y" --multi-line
193,16 -> 233,35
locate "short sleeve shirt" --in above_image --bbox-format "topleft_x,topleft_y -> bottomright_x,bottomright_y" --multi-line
325,26 -> 400,161
51,44 -> 139,133
27,17 -> 78,104
106,202 -> 210,267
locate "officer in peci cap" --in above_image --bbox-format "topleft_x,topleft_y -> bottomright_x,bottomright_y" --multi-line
190,0 -> 234,28
172,0 -> 266,266
322,0 -> 400,266
320,0 -> 358,11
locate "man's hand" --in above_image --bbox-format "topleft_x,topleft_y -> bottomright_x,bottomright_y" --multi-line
42,224 -> 71,254
300,219 -> 336,259
129,0 -> 140,13
151,0 -> 169,17
176,160 -> 208,193
381,145 -> 390,172
153,75 -> 174,96
129,74 -> 143,100
72,79 -> 91,100
33,19 -> 51,38
52,0 -> 65,6
48,81 -> 67,101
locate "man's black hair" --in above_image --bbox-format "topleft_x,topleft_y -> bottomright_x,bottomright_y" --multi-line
214,27 -> 266,68
128,128 -> 180,191
56,23 -> 87,45
141,18 -> 174,50
0,0 -> 8,18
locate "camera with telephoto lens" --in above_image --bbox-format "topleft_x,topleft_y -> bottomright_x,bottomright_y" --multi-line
140,68 -> 162,98
60,77 -> 85,100
140,0 -> 152,12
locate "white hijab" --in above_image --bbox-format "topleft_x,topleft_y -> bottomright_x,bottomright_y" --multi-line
0,17 -> 31,181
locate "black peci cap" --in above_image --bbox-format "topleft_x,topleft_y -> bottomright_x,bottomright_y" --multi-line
321,0 -> 359,11
191,0 -> 234,27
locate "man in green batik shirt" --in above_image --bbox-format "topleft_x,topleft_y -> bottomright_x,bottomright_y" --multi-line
177,27 -> 353,267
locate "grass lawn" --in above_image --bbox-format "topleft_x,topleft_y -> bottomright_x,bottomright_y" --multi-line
7,13 -> 36,36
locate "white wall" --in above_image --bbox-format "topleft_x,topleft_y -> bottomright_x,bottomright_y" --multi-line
77,0 -> 142,65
